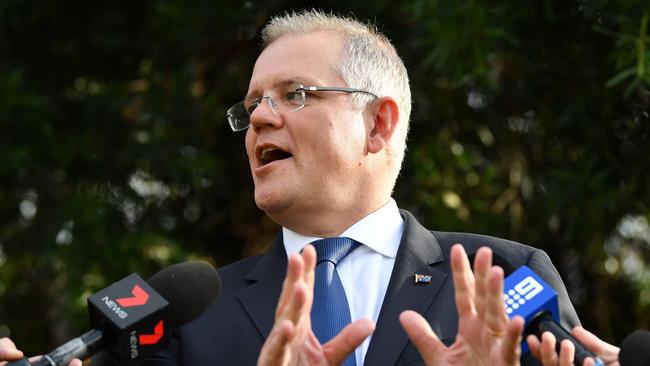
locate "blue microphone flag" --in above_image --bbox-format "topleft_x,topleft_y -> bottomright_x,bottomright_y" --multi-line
503,266 -> 560,325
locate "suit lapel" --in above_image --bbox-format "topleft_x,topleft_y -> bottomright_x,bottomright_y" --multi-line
237,233 -> 287,339
363,210 -> 447,366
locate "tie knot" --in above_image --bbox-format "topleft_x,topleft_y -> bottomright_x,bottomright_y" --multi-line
311,237 -> 359,266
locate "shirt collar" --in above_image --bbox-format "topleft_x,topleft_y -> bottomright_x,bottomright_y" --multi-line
282,198 -> 403,258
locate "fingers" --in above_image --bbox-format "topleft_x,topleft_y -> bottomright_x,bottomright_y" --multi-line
322,318 -> 375,365
473,247 -> 492,319
501,316 -> 525,366
571,326 -> 620,363
527,338 -> 574,366
257,319 -> 295,366
275,252 -> 305,320
69,359 -> 83,366
572,326 -> 603,353
558,339 -> 575,366
541,332 -> 559,365
583,358 -> 596,366
260,245 -> 317,366
399,310 -> 445,365
275,246 -> 317,328
283,259 -> 308,326
528,332 -> 561,366
302,245 -> 317,311
0,338 -> 23,361
450,244 -> 476,317
303,332 -> 329,366
484,265 -> 508,335
527,334 -> 542,360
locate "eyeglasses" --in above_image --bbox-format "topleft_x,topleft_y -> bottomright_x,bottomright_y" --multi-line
226,84 -> 378,132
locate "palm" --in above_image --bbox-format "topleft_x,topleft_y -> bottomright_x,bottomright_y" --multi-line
400,245 -> 524,366
446,316 -> 512,365
284,333 -> 327,366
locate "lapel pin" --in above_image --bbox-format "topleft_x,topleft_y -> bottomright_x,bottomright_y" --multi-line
414,274 -> 432,284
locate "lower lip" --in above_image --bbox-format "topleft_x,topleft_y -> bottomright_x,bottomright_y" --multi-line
255,157 -> 292,175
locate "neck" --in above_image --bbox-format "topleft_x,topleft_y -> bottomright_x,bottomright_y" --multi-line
270,197 -> 392,237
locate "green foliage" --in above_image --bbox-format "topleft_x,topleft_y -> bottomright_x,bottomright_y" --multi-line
0,0 -> 648,353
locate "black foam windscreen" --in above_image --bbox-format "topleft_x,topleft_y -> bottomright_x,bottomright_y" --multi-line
620,330 -> 650,366
147,261 -> 222,327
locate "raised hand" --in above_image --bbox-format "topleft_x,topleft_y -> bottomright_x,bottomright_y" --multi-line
399,244 -> 525,366
257,244 -> 375,366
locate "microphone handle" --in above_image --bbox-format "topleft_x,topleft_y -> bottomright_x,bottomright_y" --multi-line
28,329 -> 104,366
527,313 -> 604,366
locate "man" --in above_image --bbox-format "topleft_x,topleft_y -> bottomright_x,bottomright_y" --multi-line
0,10 -> 582,366
146,10 -> 580,366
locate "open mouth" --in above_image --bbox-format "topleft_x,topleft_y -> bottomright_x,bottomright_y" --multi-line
260,146 -> 292,166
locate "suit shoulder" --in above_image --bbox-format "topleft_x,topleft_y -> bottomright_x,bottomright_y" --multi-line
431,230 -> 535,252
430,231 -> 544,269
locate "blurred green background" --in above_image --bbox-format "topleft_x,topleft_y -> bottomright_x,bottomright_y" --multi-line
1,0 -> 649,354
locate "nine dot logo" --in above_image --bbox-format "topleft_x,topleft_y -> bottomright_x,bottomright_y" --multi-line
504,276 -> 543,314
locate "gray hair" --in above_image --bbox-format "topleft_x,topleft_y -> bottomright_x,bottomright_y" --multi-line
261,9 -> 411,180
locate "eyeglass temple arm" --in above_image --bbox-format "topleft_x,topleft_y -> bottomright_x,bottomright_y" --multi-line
300,86 -> 378,98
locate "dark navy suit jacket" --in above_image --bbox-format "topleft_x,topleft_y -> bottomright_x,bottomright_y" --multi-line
134,209 -> 579,365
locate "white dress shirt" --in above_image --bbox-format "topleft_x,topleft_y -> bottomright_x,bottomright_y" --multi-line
282,198 -> 404,365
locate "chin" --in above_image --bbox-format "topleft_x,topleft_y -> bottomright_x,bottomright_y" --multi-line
254,188 -> 289,214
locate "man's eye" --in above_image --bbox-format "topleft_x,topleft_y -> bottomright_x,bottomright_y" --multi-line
285,91 -> 303,104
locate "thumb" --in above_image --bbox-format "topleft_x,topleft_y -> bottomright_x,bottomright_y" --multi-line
323,318 -> 375,365
0,338 -> 23,361
399,310 -> 446,365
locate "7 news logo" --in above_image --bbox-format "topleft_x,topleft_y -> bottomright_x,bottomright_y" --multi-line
103,283 -> 166,348
118,284 -> 165,348
130,321 -> 165,358
101,284 -> 149,319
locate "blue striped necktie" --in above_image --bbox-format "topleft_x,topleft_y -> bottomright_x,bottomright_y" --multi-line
310,237 -> 359,366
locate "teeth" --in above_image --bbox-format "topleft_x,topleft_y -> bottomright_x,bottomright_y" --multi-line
259,146 -> 291,165
260,147 -> 277,164
261,147 -> 276,161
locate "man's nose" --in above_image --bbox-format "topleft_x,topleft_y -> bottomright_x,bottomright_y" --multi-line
250,95 -> 283,132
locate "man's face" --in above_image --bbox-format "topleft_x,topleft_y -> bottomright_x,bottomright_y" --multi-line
244,32 -> 372,232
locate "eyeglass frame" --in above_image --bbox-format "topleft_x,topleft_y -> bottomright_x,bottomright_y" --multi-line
226,84 -> 379,132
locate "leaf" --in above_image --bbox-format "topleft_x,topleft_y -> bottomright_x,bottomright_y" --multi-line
606,67 -> 637,88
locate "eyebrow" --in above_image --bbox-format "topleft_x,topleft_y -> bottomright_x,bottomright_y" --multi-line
245,78 -> 317,99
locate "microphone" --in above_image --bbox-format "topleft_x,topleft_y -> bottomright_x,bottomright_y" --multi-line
9,261 -> 221,366
619,330 -> 650,366
503,266 -> 604,366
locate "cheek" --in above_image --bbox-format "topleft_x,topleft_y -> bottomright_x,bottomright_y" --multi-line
321,126 -> 367,170
244,130 -> 256,159
332,113 -> 367,155
293,107 -> 366,165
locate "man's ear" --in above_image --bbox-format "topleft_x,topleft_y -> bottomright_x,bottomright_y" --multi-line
367,96 -> 400,154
